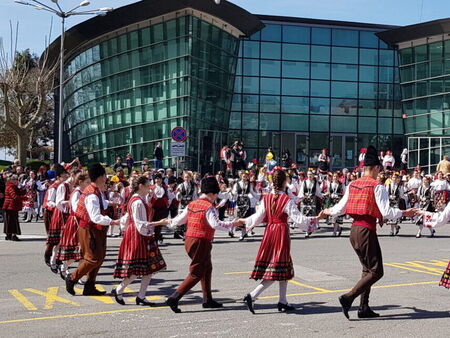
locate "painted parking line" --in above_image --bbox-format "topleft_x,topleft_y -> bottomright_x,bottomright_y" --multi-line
385,259 -> 449,276
288,280 -> 332,293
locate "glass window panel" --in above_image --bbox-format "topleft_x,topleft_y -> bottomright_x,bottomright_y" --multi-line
310,98 -> 330,114
281,96 -> 309,114
283,25 -> 310,44
414,45 -> 428,63
282,61 -> 310,78
242,113 -> 259,130
379,49 -> 394,66
430,59 -> 443,77
260,113 -> 280,130
400,48 -> 413,65
378,118 -> 392,134
281,114 -> 308,131
360,48 -> 378,65
332,29 -> 359,47
393,118 -> 403,134
429,41 -> 443,60
261,42 -> 281,59
430,79 -> 443,95
282,44 -> 310,61
416,62 -> 429,79
261,78 -> 280,95
310,115 -> 329,132
311,45 -> 330,62
261,60 -> 281,77
332,47 -> 358,64
360,65 -> 378,82
260,95 -> 281,112
359,31 -> 379,48
282,79 -> 309,96
400,65 -> 414,82
312,27 -> 331,45
332,64 -> 358,81
359,117 -> 377,133
243,40 -> 260,58
261,24 -> 282,41
242,76 -> 259,94
242,95 -> 259,112
359,83 -> 378,99
331,98 -> 358,115
229,112 -> 241,129
331,81 -> 358,98
379,67 -> 394,82
359,99 -> 377,116
331,116 -> 357,132
311,63 -> 330,80
430,95 -> 443,113
243,59 -> 259,76
416,81 -> 428,97
311,80 -> 330,97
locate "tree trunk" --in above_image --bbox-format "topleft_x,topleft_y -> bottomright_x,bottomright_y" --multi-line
17,130 -> 28,165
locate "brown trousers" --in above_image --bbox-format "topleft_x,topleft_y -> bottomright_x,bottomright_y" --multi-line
345,225 -> 384,307
176,237 -> 213,301
71,226 -> 107,282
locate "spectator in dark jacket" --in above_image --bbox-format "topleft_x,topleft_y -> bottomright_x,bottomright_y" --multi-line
0,171 -> 6,222
125,153 -> 134,176
153,142 -> 164,169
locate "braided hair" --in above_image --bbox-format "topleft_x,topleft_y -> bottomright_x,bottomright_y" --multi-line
271,170 -> 287,214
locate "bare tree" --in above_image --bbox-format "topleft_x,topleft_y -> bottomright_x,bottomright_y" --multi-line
0,22 -> 57,164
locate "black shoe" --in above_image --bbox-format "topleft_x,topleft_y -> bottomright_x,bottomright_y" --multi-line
136,297 -> 154,306
228,231 -> 235,238
11,235 -> 20,241
277,302 -> 296,312
50,265 -> 58,274
44,255 -> 51,267
35,215 -> 39,222
338,228 -> 342,237
357,307 -> 380,318
338,295 -> 353,320
111,288 -> 125,305
65,275 -> 76,296
5,234 -> 11,241
166,296 -> 181,313
174,232 -> 181,239
83,282 -> 106,296
431,229 -> 436,238
202,299 -> 223,309
59,266 -> 66,281
243,294 -> 255,314
395,226 -> 401,236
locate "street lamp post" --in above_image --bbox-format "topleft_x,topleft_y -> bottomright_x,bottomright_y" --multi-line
14,0 -> 113,163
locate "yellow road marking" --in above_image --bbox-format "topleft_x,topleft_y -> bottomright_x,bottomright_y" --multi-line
24,287 -> 80,309
288,280 -> 332,292
8,290 -> 37,311
74,286 -> 115,304
385,263 -> 442,276
224,271 -> 252,275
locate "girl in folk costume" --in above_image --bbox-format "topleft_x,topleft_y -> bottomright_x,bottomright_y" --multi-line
299,171 -> 322,238
324,173 -> 345,236
358,148 -> 367,172
44,164 -> 70,272
167,176 -> 180,219
382,150 -> 395,171
57,173 -> 90,280
239,170 -> 318,314
3,175 -> 27,241
415,176 -> 435,238
151,173 -> 174,244
108,180 -> 124,237
386,173 -> 407,236
431,171 -> 450,211
112,176 -> 167,306
22,171 -> 38,222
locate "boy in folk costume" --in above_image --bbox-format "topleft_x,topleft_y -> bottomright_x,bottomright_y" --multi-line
324,172 -> 345,237
160,177 -> 243,313
299,171 -> 322,238
151,173 -> 173,244
320,145 -> 416,319
57,173 -> 90,280
45,164 -> 70,273
239,170 -> 318,314
386,173 -> 407,236
415,176 -> 435,238
112,176 -> 167,306
175,171 -> 199,239
65,163 -> 120,296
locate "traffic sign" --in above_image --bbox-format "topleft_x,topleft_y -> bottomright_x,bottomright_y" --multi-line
170,141 -> 186,157
171,126 -> 187,143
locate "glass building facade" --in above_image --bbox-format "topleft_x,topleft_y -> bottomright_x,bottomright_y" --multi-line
231,18 -> 404,171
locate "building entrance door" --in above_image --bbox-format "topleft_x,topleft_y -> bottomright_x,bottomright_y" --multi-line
197,130 -> 228,174
273,133 -> 309,168
330,134 -> 357,171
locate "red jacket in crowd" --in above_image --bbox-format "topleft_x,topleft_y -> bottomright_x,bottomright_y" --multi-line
3,181 -> 26,211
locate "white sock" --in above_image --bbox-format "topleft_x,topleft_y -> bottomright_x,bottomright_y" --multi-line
138,275 -> 152,299
250,280 -> 274,300
25,210 -> 32,221
417,224 -> 423,235
279,281 -> 288,305
333,222 -> 340,234
116,275 -> 136,295
50,245 -> 59,267
63,259 -> 75,273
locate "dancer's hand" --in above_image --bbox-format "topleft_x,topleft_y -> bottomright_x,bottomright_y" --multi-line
152,218 -> 170,226
317,209 -> 330,219
414,209 -> 425,217
233,218 -> 245,226
402,208 -> 418,217
110,219 -> 120,226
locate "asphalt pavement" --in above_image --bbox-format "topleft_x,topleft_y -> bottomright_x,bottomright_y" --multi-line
1,218 -> 450,337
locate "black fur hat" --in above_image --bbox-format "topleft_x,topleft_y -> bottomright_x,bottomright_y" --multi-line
364,145 -> 382,167
55,164 -> 68,178
201,177 -> 220,194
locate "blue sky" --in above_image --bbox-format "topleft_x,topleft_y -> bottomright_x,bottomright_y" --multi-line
0,0 -> 450,55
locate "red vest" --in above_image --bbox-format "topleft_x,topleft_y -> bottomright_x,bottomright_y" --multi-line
43,181 -> 60,211
185,198 -> 215,242
345,176 -> 383,230
75,184 -> 108,230
2,182 -> 26,211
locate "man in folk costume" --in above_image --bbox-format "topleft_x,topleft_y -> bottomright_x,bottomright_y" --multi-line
160,177 -> 243,313
45,164 -> 69,271
324,172 -> 345,237
299,171 -> 322,237
386,173 -> 407,236
320,145 -> 416,319
65,163 -> 120,296
415,176 -> 435,238
175,171 -> 199,239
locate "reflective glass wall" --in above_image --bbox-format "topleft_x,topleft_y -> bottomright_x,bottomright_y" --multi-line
63,15 -> 239,166
231,20 -> 404,170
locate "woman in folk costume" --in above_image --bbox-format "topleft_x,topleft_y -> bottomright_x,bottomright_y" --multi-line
3,174 -> 27,241
57,173 -> 90,280
112,176 -> 167,306
22,170 -> 37,222
239,169 -> 319,314
431,171 -> 449,212
45,164 -> 70,273
151,173 -> 174,244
